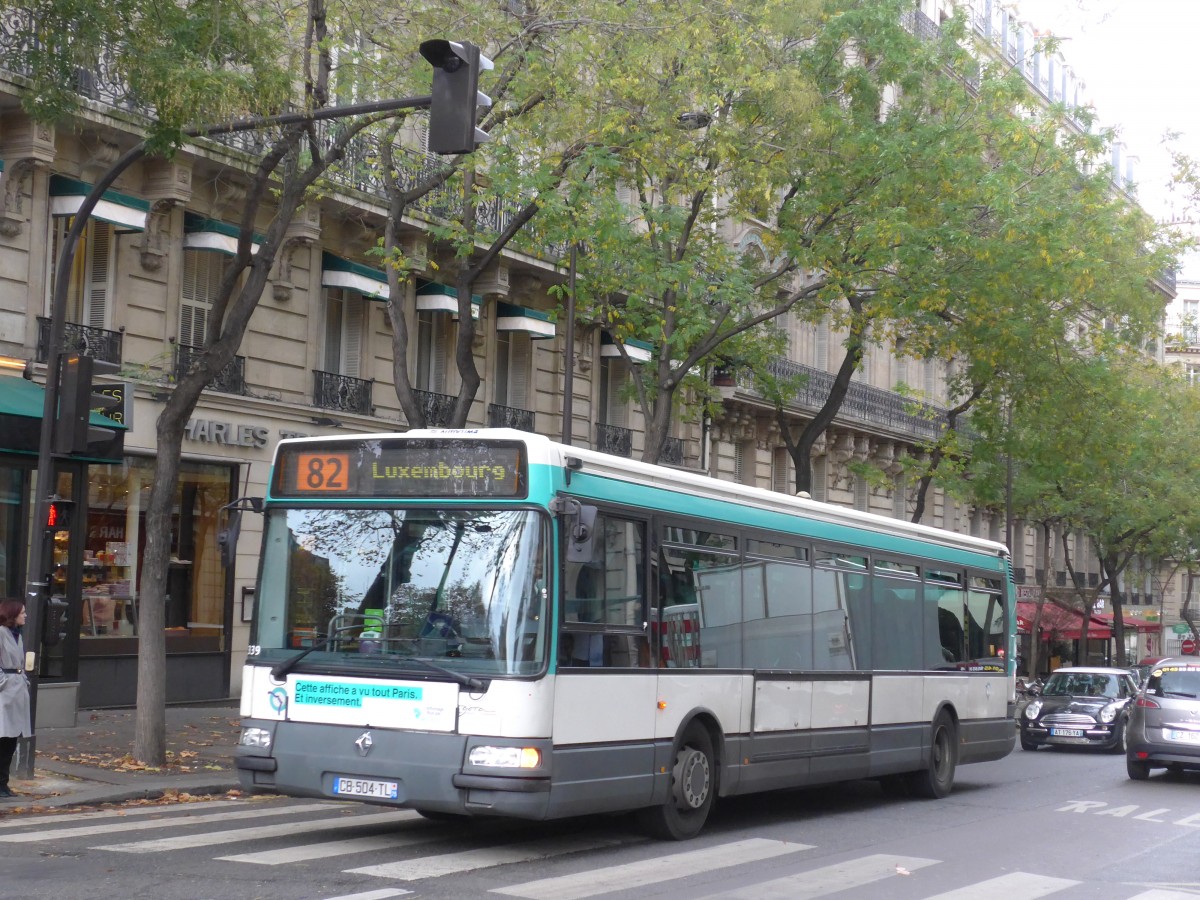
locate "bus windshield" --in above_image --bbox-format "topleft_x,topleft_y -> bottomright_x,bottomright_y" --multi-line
255,506 -> 549,677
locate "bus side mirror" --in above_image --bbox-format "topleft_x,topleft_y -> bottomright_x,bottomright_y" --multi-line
566,505 -> 598,563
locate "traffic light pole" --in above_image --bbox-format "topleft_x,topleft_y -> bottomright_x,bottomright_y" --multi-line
18,92 -> 437,778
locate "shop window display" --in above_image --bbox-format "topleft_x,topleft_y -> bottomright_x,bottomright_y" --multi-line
81,458 -> 234,645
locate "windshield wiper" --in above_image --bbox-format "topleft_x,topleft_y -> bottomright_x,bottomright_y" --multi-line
271,625 -> 364,681
393,656 -> 489,692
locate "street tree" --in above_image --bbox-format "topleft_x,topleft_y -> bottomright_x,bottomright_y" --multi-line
13,0 -> 442,763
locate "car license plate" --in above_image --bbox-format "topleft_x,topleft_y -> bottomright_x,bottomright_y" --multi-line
1050,728 -> 1084,737
332,777 -> 399,799
1164,729 -> 1200,745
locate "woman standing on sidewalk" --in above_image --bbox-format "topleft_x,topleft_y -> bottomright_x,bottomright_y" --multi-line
0,597 -> 30,798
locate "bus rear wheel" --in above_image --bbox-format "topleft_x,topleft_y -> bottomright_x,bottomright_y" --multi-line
906,711 -> 957,799
638,723 -> 715,840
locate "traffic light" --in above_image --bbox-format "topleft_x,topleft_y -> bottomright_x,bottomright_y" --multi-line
56,354 -> 121,455
45,496 -> 74,532
419,39 -> 493,155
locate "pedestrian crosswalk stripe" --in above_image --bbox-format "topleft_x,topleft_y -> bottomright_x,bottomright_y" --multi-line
320,890 -> 412,900
491,838 -> 814,900
219,830 -> 441,866
346,835 -> 625,881
1126,891 -> 1200,900
99,809 -> 417,853
697,853 -> 941,900
0,801 -> 337,843
921,871 -> 1080,899
0,798 -> 243,829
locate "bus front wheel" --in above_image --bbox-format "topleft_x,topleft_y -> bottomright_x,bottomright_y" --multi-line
638,723 -> 715,840
906,711 -> 957,799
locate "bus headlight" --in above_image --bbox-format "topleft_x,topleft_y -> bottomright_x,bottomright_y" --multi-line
240,727 -> 273,749
467,745 -> 541,768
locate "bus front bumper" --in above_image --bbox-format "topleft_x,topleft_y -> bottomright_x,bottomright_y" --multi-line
236,718 -> 553,818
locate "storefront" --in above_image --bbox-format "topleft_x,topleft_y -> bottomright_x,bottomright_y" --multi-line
45,456 -> 237,707
0,371 -> 242,708
1015,599 -> 1113,674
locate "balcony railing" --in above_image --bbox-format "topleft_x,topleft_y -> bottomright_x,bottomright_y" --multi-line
596,423 -> 633,458
413,389 -> 456,427
36,318 -> 123,365
173,343 -> 246,395
722,358 -> 949,442
313,370 -> 373,416
661,436 -> 684,466
487,403 -> 535,432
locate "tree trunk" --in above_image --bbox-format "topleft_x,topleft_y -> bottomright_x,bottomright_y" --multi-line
788,330 -> 864,494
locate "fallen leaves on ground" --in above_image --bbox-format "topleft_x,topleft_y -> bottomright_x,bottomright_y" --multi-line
0,788 -> 256,817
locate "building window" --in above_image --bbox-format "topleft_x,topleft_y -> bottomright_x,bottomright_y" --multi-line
599,357 -> 629,427
323,288 -> 367,378
494,330 -> 532,410
414,309 -> 452,393
50,218 -> 113,329
180,249 -> 224,346
772,447 -> 791,494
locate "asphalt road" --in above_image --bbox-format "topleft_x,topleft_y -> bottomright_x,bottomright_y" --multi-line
2,743 -> 1199,900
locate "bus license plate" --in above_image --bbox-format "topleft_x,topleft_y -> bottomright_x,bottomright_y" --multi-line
333,777 -> 399,799
1165,729 -> 1200,745
1050,728 -> 1084,737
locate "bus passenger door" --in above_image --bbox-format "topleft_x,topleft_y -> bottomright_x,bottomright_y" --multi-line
552,512 -> 655,816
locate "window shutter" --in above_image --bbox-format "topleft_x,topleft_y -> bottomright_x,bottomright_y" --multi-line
816,322 -> 829,371
324,289 -> 344,372
180,250 -> 220,346
343,294 -> 364,377
772,447 -> 790,493
509,332 -> 531,409
85,222 -> 111,329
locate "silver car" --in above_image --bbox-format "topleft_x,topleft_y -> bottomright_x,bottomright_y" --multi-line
1127,657 -> 1200,780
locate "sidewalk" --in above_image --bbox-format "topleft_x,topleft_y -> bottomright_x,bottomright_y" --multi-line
2,704 -> 242,811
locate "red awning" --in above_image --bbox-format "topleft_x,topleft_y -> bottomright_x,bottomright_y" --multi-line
1093,613 -> 1159,634
1016,601 -> 1112,640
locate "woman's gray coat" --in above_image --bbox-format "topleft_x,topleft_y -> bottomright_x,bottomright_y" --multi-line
0,627 -> 30,738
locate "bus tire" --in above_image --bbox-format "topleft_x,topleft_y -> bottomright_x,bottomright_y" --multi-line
638,723 -> 715,840
906,711 -> 957,799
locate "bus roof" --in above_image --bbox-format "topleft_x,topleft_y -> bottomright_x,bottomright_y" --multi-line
273,428 -> 1009,561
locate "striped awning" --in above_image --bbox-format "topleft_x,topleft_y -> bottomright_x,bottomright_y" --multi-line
600,333 -> 652,363
322,252 -> 389,300
49,175 -> 149,231
184,213 -> 262,256
495,302 -> 555,339
416,282 -> 480,319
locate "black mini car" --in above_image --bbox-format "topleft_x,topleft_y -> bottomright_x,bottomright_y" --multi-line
1020,667 -> 1139,752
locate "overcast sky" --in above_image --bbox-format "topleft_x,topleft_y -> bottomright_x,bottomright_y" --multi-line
1013,0 -> 1199,272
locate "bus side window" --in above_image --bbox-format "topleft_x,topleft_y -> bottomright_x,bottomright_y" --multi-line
560,513 -> 649,668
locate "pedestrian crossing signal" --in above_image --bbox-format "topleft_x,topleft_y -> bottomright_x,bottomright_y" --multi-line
46,497 -> 73,531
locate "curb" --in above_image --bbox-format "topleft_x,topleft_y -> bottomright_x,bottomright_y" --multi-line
1,777 -> 242,811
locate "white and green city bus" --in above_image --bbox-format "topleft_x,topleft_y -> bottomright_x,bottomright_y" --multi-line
236,429 -> 1015,838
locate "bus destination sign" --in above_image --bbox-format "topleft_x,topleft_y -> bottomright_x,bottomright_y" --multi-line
275,439 -> 527,499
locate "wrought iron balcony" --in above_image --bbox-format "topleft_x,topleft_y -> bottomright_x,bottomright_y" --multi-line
173,343 -> 246,395
719,357 -> 949,443
413,389 -> 456,427
487,403 -> 535,432
36,318 -> 123,366
661,436 -> 684,466
313,370 -> 373,416
596,423 -> 633,458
